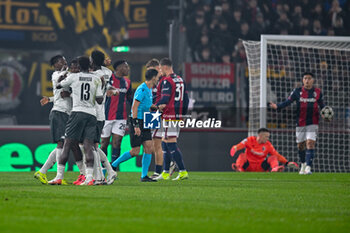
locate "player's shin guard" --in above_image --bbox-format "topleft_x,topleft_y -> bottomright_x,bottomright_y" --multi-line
298,150 -> 306,163
111,147 -> 121,163
167,142 -> 186,171
306,149 -> 314,167
111,151 -> 132,169
141,153 -> 152,178
162,142 -> 171,172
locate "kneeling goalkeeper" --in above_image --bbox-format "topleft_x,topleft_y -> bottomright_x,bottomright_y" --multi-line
230,128 -> 298,172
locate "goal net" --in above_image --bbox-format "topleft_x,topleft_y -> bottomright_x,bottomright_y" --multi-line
243,35 -> 350,172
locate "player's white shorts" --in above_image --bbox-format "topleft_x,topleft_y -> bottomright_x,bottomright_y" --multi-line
162,120 -> 180,139
152,121 -> 164,139
101,120 -> 127,137
296,124 -> 318,143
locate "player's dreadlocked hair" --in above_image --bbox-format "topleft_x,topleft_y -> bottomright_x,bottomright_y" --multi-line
50,55 -> 64,66
91,50 -> 105,67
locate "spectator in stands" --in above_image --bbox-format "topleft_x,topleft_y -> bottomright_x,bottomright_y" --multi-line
312,3 -> 327,27
214,5 -> 223,18
291,5 -> 303,34
311,20 -> 326,35
274,11 -> 293,34
221,0 -> 233,23
238,22 -> 253,41
251,13 -> 268,40
194,34 -> 211,62
210,18 -> 234,61
327,28 -> 335,35
300,0 -> 313,16
209,15 -> 220,31
199,46 -> 215,62
328,0 -> 345,28
245,0 -> 260,24
221,53 -> 231,64
186,10 -> 207,55
230,9 -> 243,33
333,15 -> 346,35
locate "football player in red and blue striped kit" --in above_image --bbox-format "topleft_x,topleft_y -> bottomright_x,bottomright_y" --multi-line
155,58 -> 189,180
100,60 -> 132,163
270,72 -> 326,175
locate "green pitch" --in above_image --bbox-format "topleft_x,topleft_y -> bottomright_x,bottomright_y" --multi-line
0,172 -> 349,233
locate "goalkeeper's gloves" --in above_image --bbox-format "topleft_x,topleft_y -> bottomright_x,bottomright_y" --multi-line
285,161 -> 299,169
230,146 -> 237,157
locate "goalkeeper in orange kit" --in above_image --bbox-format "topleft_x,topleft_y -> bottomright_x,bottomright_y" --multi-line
230,128 -> 299,172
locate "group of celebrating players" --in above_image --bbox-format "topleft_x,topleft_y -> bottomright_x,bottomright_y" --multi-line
34,50 -> 327,185
34,51 -> 189,185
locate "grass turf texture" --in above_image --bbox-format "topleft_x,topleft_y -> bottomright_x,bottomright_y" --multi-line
0,172 -> 349,233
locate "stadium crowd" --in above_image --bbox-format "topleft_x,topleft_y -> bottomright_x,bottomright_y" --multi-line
183,0 -> 350,63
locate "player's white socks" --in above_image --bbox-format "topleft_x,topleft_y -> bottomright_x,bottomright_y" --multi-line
76,160 -> 86,176
93,150 -> 103,181
79,144 -> 85,158
97,148 -> 114,174
56,148 -> 62,166
39,148 -> 56,174
85,167 -> 93,183
56,164 -> 65,180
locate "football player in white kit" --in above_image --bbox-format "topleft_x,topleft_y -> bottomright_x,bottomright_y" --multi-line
89,50 -> 117,185
34,57 -> 85,184
49,56 -> 103,185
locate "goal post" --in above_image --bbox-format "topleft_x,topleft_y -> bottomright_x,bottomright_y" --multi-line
243,35 -> 350,172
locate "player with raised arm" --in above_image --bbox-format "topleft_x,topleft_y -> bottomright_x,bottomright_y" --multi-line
111,69 -> 159,182
48,56 -> 103,185
270,72 -> 326,174
100,60 -> 132,164
230,128 -> 298,172
155,58 -> 189,181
